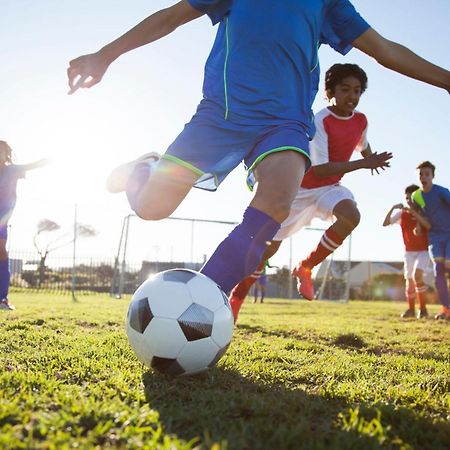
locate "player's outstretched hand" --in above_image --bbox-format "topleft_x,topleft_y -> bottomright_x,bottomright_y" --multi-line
364,151 -> 393,175
67,51 -> 111,95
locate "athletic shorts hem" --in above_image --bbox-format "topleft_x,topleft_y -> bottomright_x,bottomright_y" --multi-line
246,146 -> 311,191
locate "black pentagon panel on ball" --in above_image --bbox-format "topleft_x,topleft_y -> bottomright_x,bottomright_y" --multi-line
163,269 -> 197,284
221,290 -> 231,307
129,297 -> 154,334
151,356 -> 185,376
208,343 -> 230,368
178,303 -> 214,341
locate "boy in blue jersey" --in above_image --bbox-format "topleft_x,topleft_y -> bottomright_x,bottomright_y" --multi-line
413,161 -> 450,320
67,0 -> 450,296
0,141 -> 48,310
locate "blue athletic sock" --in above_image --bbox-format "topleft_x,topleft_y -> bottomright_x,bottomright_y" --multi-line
434,262 -> 449,308
0,258 -> 10,299
201,207 -> 280,293
126,163 -> 152,212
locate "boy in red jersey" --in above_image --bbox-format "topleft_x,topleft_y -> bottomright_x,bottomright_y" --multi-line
383,185 -> 431,319
229,64 -> 392,322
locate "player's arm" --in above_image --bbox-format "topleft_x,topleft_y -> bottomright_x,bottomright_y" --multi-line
353,28 -> 450,93
312,150 -> 392,178
406,207 -> 432,230
67,1 -> 204,94
21,158 -> 51,172
382,204 -> 403,227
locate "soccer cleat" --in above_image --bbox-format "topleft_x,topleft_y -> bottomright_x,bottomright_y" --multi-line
106,152 -> 161,193
292,264 -> 314,300
0,298 -> 15,311
228,295 -> 245,324
400,308 -> 415,319
416,309 -> 428,319
434,307 -> 450,320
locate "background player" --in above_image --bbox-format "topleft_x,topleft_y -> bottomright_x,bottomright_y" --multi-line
413,161 -> 450,320
383,184 -> 431,319
0,140 -> 48,310
230,64 -> 392,321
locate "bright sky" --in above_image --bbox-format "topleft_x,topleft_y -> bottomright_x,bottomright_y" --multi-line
1,0 -> 449,269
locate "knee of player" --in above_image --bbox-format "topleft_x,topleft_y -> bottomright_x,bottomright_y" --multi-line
336,209 -> 360,232
266,200 -> 292,223
413,270 -> 423,284
134,203 -> 171,221
347,208 -> 361,229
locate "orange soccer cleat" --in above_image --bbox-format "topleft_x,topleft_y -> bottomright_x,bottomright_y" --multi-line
292,264 -> 314,300
434,306 -> 450,320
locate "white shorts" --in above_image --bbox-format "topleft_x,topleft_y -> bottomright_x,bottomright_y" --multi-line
273,184 -> 355,241
404,250 -> 432,279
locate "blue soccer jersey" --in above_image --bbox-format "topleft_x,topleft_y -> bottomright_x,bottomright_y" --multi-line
413,184 -> 450,239
0,165 -> 25,226
187,0 -> 370,135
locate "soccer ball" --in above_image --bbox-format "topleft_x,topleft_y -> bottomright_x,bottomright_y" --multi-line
126,269 -> 234,376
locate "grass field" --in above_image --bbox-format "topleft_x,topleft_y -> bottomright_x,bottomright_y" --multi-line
1,293 -> 449,450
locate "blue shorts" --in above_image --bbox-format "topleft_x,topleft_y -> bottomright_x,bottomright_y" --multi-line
0,223 -> 8,240
164,101 -> 311,191
428,235 -> 450,264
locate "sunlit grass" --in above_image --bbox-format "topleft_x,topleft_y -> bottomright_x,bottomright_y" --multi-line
1,293 -> 449,449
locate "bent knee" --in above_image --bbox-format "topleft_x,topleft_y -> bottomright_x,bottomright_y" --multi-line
413,270 -> 424,284
346,208 -> 361,229
135,204 -> 173,221
336,210 -> 360,233
260,199 -> 293,223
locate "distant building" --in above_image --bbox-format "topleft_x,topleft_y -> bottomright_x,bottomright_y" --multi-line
315,259 -> 435,300
139,261 -> 203,285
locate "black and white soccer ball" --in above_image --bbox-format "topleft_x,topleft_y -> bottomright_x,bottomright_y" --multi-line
126,269 -> 234,376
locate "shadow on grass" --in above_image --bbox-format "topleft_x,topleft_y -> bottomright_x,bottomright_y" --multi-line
236,323 -> 307,341
142,367 -> 450,450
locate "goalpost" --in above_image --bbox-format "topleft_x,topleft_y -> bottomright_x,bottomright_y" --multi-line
111,216 -> 353,301
111,214 -> 238,298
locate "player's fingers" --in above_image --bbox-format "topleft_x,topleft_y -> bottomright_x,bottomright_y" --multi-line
83,76 -> 100,88
67,75 -> 87,95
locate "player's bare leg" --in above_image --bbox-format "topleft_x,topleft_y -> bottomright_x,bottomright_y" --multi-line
0,239 -> 14,311
201,150 -> 307,294
107,153 -> 200,220
133,158 -> 200,220
413,269 -> 428,319
250,151 -> 306,224
401,278 -> 416,318
294,199 -> 360,300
